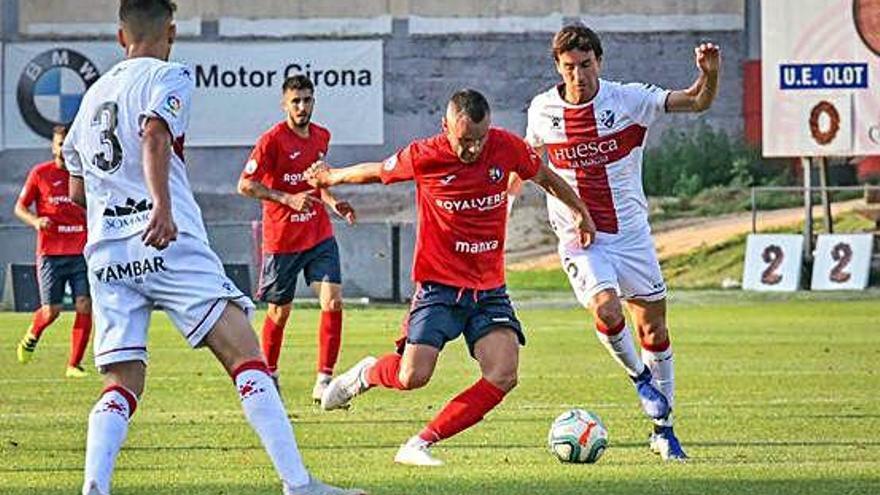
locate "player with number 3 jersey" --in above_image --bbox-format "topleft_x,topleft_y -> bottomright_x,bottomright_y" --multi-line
62,1 -> 363,494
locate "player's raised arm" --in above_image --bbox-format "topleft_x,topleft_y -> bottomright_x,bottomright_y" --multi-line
530,162 -> 596,247
307,143 -> 418,189
666,42 -> 721,113
141,117 -> 178,250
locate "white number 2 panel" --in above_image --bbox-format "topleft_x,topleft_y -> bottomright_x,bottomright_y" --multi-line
811,234 -> 874,290
743,234 -> 805,291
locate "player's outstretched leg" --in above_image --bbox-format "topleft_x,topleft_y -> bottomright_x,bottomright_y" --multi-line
16,306 -> 59,364
323,342 -> 439,411
206,303 -> 365,494
395,329 -> 516,467
320,355 -> 378,410
82,362 -> 143,495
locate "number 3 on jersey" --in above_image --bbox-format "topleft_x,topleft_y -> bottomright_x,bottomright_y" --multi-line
91,101 -> 123,173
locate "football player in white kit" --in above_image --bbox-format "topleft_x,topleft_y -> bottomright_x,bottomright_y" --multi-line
63,2 -> 365,494
524,24 -> 720,460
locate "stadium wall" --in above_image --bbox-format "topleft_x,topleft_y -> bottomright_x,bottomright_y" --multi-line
0,2 -> 746,300
0,23 -> 745,220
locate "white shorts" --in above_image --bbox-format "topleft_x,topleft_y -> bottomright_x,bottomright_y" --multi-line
85,233 -> 255,370
558,226 -> 667,307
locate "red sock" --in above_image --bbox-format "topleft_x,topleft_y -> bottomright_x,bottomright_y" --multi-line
261,318 -> 285,373
68,312 -> 92,367
365,353 -> 406,390
29,309 -> 57,339
419,378 -> 507,443
317,310 -> 343,375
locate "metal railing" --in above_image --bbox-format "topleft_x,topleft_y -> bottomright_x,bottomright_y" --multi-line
750,184 -> 880,234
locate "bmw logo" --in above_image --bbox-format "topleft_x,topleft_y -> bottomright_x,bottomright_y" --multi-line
17,48 -> 101,139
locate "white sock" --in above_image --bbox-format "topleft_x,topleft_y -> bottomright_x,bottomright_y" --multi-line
316,372 -> 332,384
595,324 -> 646,378
82,387 -> 137,495
236,367 -> 310,488
642,345 -> 675,409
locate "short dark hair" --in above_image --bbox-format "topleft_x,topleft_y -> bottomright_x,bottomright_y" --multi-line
119,0 -> 176,41
552,23 -> 603,60
448,89 -> 490,123
52,125 -> 68,137
282,75 -> 314,93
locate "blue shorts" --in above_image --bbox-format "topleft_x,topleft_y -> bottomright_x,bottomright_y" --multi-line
399,282 -> 525,357
258,237 -> 342,305
38,255 -> 90,306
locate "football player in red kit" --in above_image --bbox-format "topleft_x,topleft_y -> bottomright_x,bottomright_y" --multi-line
239,75 -> 356,402
308,89 -> 596,466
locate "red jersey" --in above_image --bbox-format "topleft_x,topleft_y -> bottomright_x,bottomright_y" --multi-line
242,122 -> 334,254
17,161 -> 87,256
381,128 -> 542,290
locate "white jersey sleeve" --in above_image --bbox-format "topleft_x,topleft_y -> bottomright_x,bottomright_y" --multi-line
525,96 -> 545,148
62,114 -> 85,177
138,63 -> 193,139
618,82 -> 669,126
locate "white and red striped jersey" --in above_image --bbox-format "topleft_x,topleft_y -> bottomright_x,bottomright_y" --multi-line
526,80 -> 668,245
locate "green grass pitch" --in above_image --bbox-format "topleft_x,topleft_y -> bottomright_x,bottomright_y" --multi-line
1,293 -> 879,494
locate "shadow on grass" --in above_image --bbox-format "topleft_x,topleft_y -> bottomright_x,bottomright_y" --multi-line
2,478 -> 879,495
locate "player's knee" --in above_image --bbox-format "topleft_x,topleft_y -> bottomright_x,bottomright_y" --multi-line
638,321 -> 668,345
594,300 -> 624,329
102,361 -> 147,397
398,368 -> 431,390
485,367 -> 518,392
266,304 -> 291,324
322,297 -> 343,312
43,305 -> 62,322
74,297 -> 92,314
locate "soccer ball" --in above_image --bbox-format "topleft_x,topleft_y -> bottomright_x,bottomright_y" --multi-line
548,409 -> 608,463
